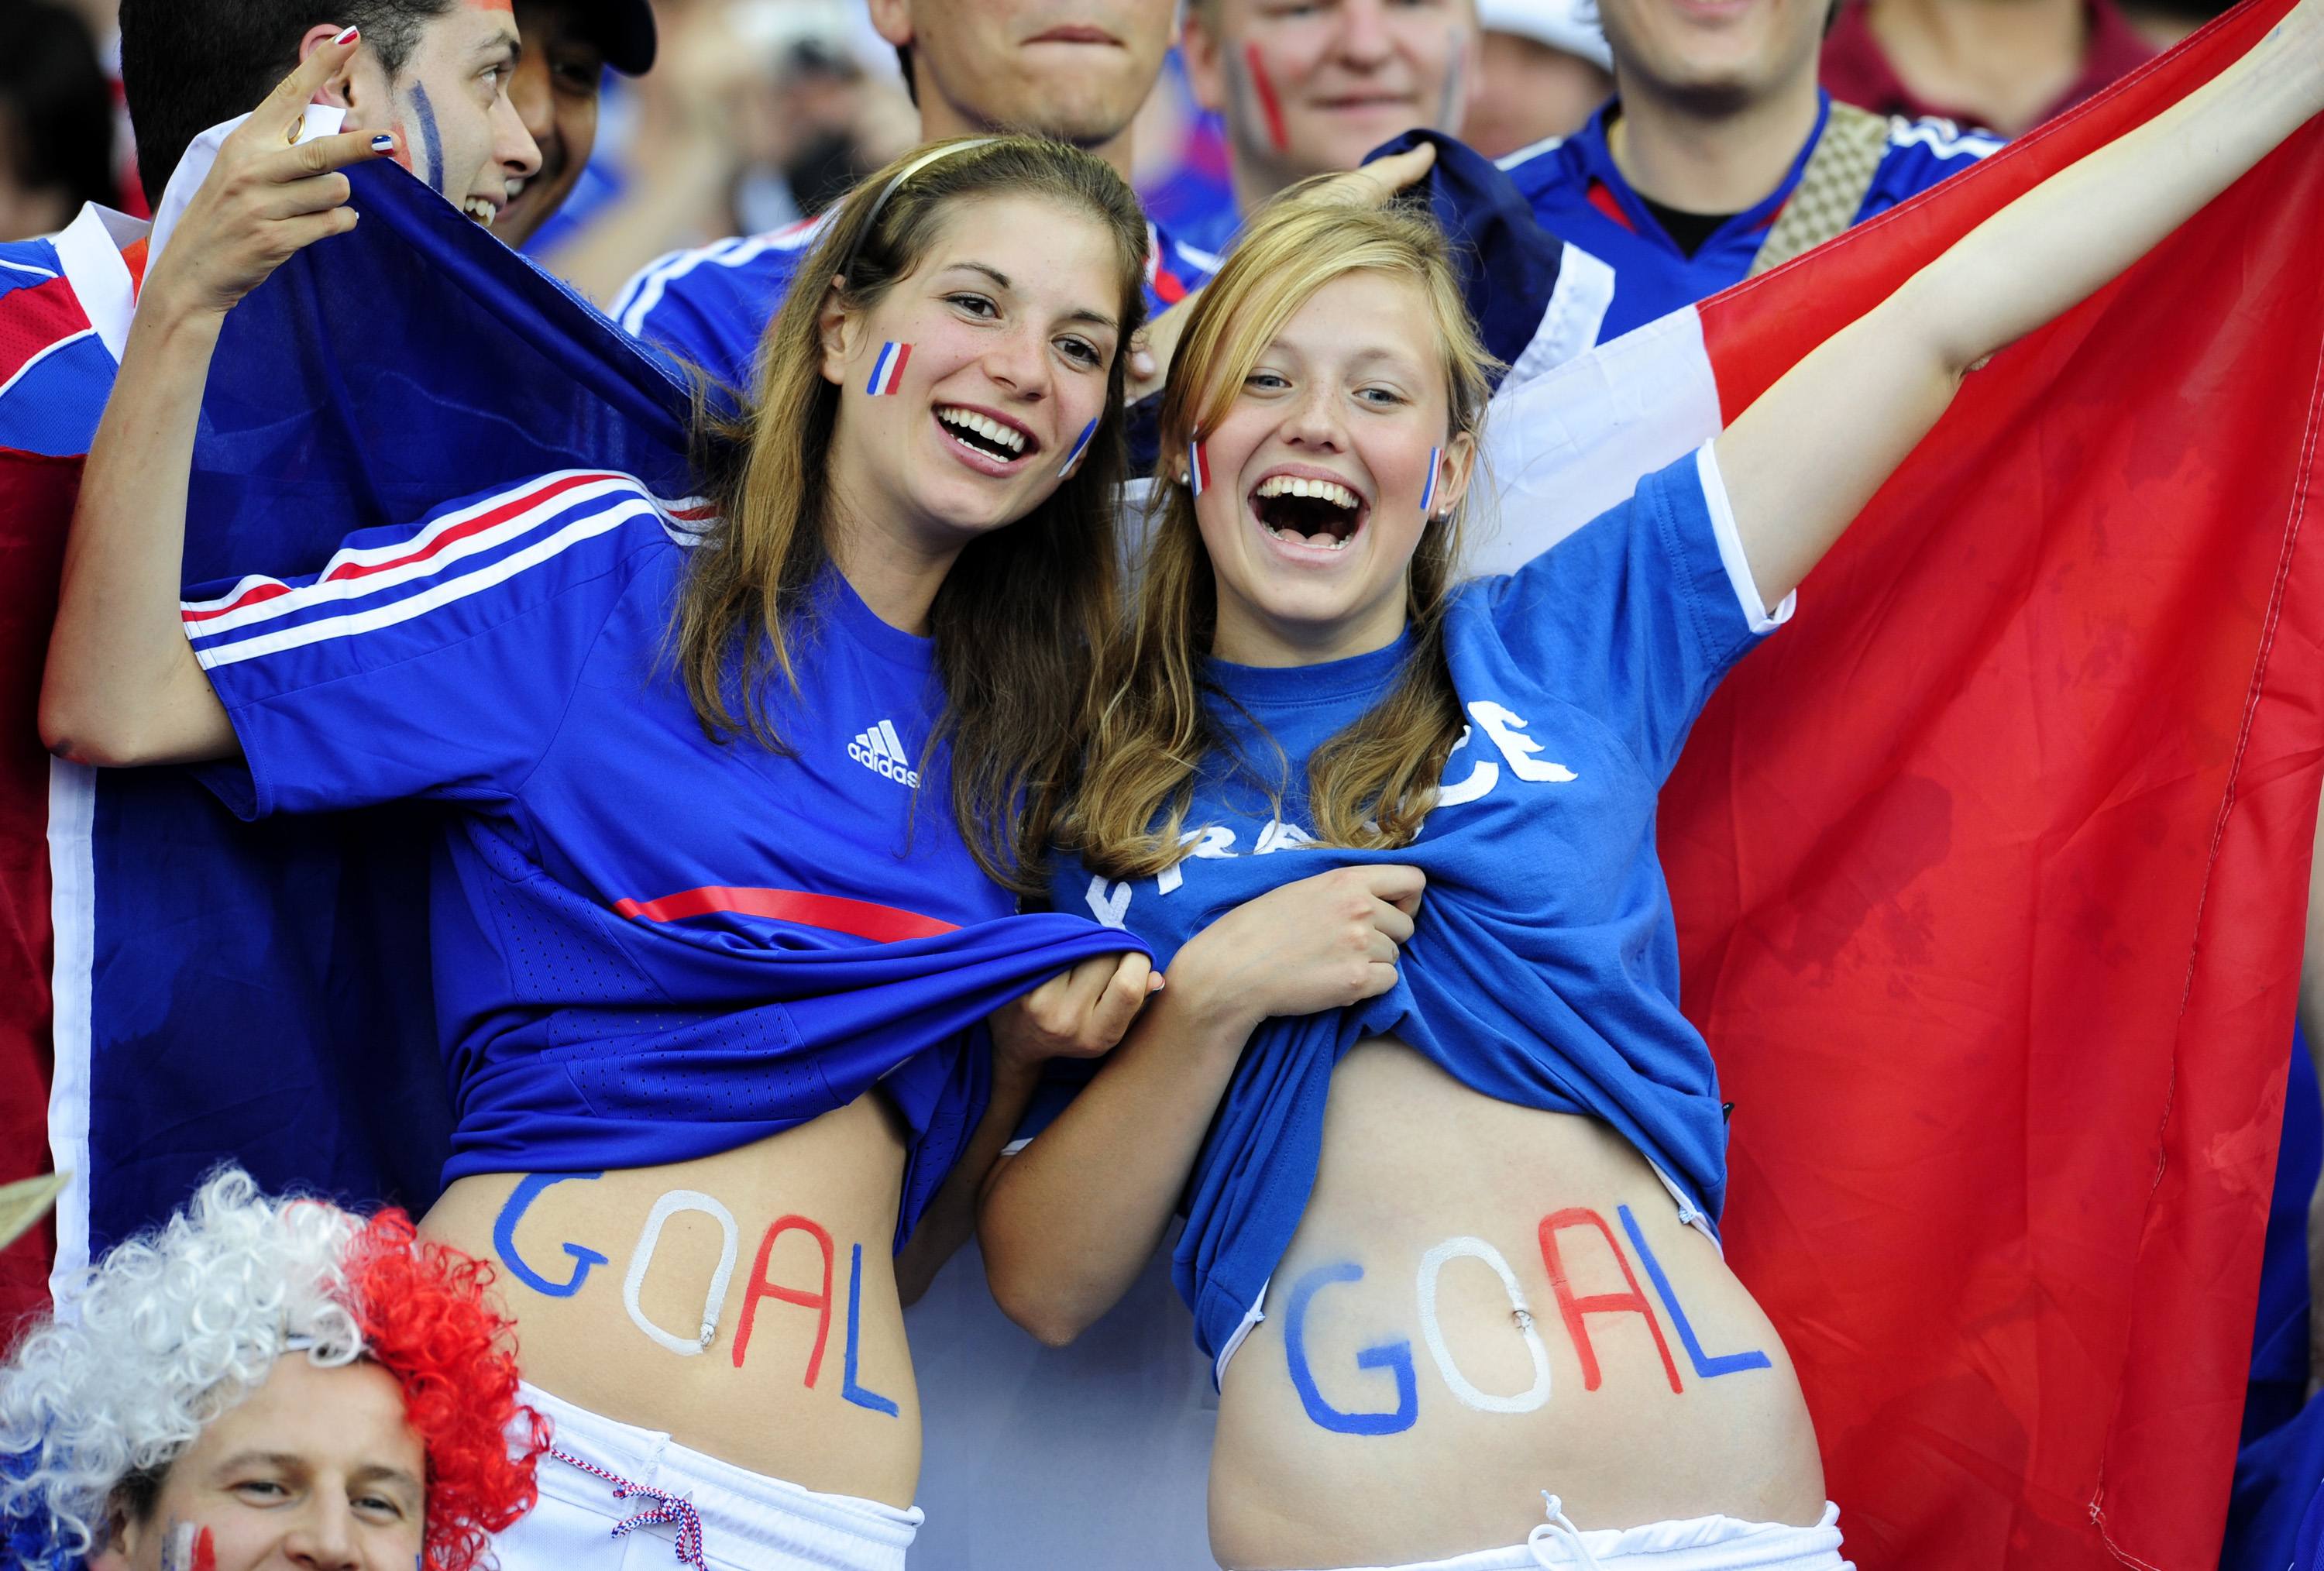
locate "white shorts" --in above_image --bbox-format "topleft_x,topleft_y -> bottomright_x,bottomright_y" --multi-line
493,1382 -> 923,1571
1300,1501 -> 1851,1571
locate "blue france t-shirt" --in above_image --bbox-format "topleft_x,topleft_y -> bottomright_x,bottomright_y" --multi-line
184,469 -> 1140,1237
1501,92 -> 2000,345
1038,446 -> 1789,1360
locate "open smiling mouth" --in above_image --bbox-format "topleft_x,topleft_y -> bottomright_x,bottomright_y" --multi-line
1252,474 -> 1365,550
937,405 -> 1036,466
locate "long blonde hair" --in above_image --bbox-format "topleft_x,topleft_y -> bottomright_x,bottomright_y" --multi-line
1057,185 -> 1497,878
677,136 -> 1150,894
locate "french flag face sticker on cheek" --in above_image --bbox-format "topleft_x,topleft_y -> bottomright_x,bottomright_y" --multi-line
1188,438 -> 1211,497
867,342 -> 912,396
1060,418 -> 1098,480
1421,446 -> 1441,519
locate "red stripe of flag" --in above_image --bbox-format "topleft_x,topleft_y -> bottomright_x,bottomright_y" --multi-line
612,885 -> 960,943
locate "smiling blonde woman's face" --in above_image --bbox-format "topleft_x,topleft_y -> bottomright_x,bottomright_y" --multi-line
98,1358 -> 425,1571
1190,268 -> 1473,667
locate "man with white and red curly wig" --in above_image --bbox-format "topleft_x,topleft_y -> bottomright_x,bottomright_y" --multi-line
0,1168 -> 545,1571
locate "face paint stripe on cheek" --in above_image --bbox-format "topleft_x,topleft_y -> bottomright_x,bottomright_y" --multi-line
1059,419 -> 1098,479
1437,28 -> 1466,129
408,82 -> 446,198
868,342 -> 912,396
1421,446 -> 1440,518
191,1526 -> 216,1571
1188,438 -> 1210,497
1241,45 -> 1291,154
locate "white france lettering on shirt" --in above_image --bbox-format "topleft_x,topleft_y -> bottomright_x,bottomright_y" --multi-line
1157,825 -> 1238,894
1090,693 -> 1578,928
1086,876 -> 1132,928
1467,700 -> 1578,783
1436,724 -> 1497,807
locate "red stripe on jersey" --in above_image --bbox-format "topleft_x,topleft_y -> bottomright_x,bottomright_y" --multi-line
613,885 -> 961,943
1587,180 -> 1633,232
1152,266 -> 1188,307
0,276 -> 95,386
182,470 -> 626,623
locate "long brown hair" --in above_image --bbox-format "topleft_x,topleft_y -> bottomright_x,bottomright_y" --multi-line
1057,186 -> 1497,878
676,136 -> 1150,894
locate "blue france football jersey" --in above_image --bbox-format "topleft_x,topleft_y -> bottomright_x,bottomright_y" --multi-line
1500,93 -> 2000,345
183,470 -> 1143,1234
611,218 -> 1220,394
0,205 -> 143,457
1037,446 -> 1789,1360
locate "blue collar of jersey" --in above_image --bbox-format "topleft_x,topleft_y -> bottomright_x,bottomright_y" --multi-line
1574,89 -> 1837,259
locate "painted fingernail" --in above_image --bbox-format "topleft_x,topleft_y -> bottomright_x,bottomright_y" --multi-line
333,24 -> 359,45
370,133 -> 394,153
1148,974 -> 1166,992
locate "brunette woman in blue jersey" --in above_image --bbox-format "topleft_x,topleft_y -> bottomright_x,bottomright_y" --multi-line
38,32 -> 1166,1571
982,7 -> 2324,1569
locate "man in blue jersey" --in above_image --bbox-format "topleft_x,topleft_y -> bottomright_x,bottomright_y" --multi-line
612,0 -> 1222,394
1497,0 -> 1999,345
0,0 -> 662,459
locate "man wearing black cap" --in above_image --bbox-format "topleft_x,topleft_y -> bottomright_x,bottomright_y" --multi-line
497,0 -> 655,248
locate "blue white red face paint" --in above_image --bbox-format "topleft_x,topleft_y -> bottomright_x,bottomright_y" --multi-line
1420,446 -> 1441,519
1059,418 -> 1098,480
162,1523 -> 215,1571
1188,438 -> 1211,497
866,342 -> 912,396
490,1177 -> 902,1416
1240,44 -> 1291,153
1277,1205 -> 1772,1433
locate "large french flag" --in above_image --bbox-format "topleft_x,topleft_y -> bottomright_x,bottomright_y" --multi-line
1471,1 -> 2324,1562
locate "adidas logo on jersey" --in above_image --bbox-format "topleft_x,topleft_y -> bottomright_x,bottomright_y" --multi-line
848,719 -> 920,787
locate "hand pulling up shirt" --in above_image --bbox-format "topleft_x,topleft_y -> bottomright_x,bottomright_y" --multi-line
1036,447 -> 1792,1366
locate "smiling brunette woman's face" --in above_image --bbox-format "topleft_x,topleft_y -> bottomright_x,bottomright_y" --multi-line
1191,268 -> 1473,668
820,193 -> 1125,553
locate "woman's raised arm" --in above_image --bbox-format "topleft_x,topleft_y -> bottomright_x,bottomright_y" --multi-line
40,31 -> 390,768
1717,0 -> 2324,609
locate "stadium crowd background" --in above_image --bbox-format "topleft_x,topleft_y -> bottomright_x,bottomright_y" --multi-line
0,0 -> 2243,267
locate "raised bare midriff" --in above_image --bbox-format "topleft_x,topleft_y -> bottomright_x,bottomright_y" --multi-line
421,1094 -> 923,1505
1208,1040 -> 1827,1570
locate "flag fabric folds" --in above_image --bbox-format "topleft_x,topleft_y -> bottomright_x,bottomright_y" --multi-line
1475,2 -> 2324,1562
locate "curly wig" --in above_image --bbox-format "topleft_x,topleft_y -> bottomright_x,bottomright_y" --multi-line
0,1169 -> 544,1571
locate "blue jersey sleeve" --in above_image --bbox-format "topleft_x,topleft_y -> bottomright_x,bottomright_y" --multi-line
610,227 -> 821,393
184,470 -> 678,820
1484,444 -> 1787,779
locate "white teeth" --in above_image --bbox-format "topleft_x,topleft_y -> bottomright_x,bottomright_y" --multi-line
1264,525 -> 1351,549
1253,474 -> 1359,510
937,407 -> 1025,455
463,198 -> 496,227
